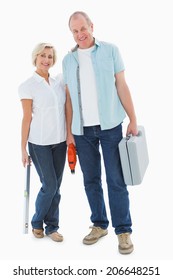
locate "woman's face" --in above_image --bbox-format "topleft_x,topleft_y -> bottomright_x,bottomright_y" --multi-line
36,47 -> 54,72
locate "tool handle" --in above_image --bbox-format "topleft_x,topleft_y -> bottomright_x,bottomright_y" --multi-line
23,156 -> 31,234
67,144 -> 77,174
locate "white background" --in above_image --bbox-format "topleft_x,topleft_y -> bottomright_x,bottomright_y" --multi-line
0,0 -> 173,278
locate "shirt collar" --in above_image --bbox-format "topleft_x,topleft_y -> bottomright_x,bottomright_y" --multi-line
33,72 -> 45,83
71,38 -> 100,53
33,72 -> 56,83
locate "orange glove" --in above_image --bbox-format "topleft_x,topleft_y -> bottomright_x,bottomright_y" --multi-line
67,143 -> 77,174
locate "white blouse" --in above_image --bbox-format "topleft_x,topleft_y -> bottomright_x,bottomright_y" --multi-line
18,72 -> 66,145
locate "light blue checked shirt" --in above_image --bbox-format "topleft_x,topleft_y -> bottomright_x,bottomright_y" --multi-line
62,39 -> 126,135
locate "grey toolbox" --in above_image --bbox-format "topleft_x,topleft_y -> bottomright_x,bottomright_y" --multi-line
118,126 -> 149,185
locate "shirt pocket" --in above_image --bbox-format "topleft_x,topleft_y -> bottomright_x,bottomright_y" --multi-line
97,56 -> 114,73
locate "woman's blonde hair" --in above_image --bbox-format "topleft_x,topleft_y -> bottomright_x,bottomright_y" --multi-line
32,43 -> 57,66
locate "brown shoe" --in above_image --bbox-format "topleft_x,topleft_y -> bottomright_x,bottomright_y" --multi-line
32,228 -> 44,238
117,233 -> 134,254
83,226 -> 108,245
47,232 -> 63,242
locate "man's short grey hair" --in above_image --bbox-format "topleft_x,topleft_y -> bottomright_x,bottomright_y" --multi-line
68,11 -> 92,29
32,43 -> 57,66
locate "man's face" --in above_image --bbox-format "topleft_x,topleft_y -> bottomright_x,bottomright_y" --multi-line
70,15 -> 94,49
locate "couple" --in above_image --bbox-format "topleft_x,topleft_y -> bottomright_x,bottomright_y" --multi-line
19,11 -> 138,255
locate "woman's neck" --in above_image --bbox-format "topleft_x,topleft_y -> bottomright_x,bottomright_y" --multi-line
35,70 -> 49,83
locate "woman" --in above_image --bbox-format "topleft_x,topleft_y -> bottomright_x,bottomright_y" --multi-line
19,43 -> 66,242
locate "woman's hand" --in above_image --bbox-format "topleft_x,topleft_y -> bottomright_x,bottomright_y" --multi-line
66,133 -> 76,146
22,149 -> 31,167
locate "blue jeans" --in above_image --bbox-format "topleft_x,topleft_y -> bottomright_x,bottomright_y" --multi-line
28,141 -> 66,235
74,124 -> 132,235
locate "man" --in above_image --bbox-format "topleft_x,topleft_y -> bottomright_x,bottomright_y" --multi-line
63,11 -> 138,254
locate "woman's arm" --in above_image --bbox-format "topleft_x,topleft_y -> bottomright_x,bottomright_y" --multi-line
21,99 -> 32,166
65,86 -> 75,146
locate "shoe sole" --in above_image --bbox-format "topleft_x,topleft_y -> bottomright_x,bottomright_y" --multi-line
83,231 -> 108,245
48,235 -> 63,242
32,229 -> 44,238
47,232 -> 63,242
118,245 -> 134,254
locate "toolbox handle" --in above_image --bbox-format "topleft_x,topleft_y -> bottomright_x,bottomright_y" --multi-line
126,127 -> 143,140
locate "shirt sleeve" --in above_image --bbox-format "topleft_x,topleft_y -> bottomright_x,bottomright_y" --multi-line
55,73 -> 65,88
18,83 -> 33,100
112,45 -> 125,74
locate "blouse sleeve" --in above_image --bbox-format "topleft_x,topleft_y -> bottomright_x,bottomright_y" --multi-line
18,83 -> 33,100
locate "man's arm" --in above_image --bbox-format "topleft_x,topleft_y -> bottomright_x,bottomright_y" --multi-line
115,71 -> 138,136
